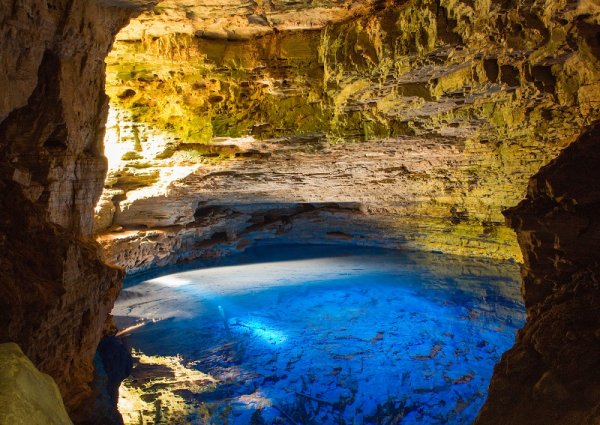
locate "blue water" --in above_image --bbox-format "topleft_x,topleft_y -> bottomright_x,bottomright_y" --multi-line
114,245 -> 525,424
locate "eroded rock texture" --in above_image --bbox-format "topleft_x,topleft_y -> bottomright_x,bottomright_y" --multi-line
476,123 -> 600,424
98,0 -> 600,270
98,135 -> 523,274
0,0 -> 147,422
117,0 -> 391,40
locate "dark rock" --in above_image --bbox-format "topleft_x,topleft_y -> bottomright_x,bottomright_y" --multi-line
476,123 -> 600,424
0,0 -> 149,422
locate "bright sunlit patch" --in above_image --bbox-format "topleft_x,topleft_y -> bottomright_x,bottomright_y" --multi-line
117,351 -> 217,425
101,105 -> 200,197
212,135 -> 257,146
103,107 -> 127,170
236,390 -> 273,409
103,106 -> 178,171
140,256 -> 381,299
148,275 -> 193,288
229,318 -> 288,345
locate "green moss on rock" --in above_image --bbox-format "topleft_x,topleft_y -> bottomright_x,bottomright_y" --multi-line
0,343 -> 73,425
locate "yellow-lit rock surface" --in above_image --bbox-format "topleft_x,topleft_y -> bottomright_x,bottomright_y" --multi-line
97,0 -> 600,272
117,351 -> 217,425
0,343 -> 73,425
116,0 -> 390,41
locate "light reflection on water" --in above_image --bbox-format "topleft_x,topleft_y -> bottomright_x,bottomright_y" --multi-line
114,245 -> 525,424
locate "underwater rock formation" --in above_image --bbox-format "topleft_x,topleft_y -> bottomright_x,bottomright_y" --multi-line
477,122 -> 600,424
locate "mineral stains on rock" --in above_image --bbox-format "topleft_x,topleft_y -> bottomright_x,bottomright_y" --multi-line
98,0 -> 600,270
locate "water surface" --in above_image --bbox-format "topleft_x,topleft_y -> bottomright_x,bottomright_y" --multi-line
114,245 -> 524,424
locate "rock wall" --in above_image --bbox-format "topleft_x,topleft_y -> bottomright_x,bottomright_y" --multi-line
97,135 -> 522,275
0,0 -> 148,422
0,342 -> 73,425
116,0 -> 390,41
476,122 -> 600,424
97,0 -> 600,268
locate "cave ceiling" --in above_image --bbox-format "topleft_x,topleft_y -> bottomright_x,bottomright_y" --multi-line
117,0 -> 386,40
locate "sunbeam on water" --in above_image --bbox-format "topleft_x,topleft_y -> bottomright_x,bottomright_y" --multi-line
113,245 -> 525,425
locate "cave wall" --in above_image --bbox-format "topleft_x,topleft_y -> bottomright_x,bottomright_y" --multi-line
0,0 -> 146,422
476,122 -> 600,424
1,0 -> 599,423
115,0 -> 390,40
96,0 -> 600,267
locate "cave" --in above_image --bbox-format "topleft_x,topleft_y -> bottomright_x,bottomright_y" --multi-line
0,0 -> 599,424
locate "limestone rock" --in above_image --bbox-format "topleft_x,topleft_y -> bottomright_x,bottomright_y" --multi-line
0,0 -> 150,422
98,136 -> 522,274
476,123 -> 600,424
117,0 -> 390,41
100,0 -> 600,268
0,342 -> 73,425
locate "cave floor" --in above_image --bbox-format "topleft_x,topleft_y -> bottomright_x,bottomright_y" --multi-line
113,245 -> 524,424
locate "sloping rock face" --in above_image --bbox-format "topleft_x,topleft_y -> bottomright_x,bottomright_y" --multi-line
476,123 -> 600,424
0,342 -> 73,425
98,0 -> 600,270
117,0 -> 391,40
98,135 -> 523,274
0,0 -> 146,422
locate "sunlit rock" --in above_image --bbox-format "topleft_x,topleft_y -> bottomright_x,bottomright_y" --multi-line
98,0 -> 600,269
0,343 -> 73,425
116,0 -> 387,41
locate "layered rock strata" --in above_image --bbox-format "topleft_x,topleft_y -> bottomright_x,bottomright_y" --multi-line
99,0 -> 600,269
476,123 -> 600,424
0,0 -> 150,422
116,0 -> 393,41
98,134 -> 521,274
